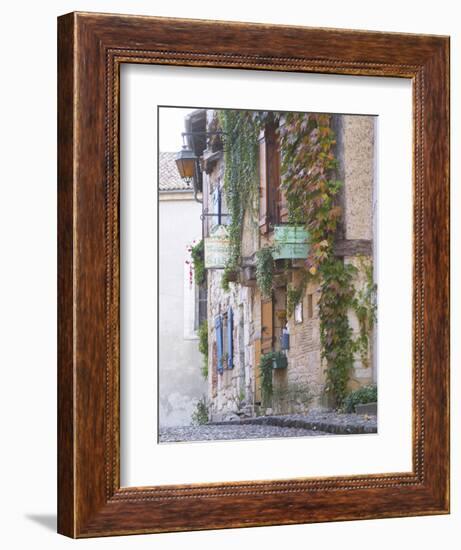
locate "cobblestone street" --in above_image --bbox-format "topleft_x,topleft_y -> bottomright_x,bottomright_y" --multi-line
159,423 -> 327,443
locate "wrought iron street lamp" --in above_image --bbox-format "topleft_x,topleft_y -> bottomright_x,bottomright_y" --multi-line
175,144 -> 197,182
175,130 -> 227,203
175,131 -> 226,181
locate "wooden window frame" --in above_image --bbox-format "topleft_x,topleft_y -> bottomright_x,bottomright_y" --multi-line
259,121 -> 284,231
265,121 -> 282,227
58,12 -> 449,537
258,129 -> 269,233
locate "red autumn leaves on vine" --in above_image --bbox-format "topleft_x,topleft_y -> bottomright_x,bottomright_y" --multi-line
278,112 -> 342,274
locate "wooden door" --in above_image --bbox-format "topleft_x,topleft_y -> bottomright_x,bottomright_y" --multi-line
253,295 -> 273,405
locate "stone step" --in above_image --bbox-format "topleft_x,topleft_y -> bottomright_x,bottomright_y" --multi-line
355,402 -> 377,415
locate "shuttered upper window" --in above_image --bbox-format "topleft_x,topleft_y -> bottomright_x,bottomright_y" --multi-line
258,119 -> 287,233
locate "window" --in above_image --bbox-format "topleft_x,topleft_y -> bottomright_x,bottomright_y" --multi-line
258,119 -> 287,233
184,246 -> 205,339
210,186 -> 222,231
216,309 -> 234,373
195,283 -> 207,329
210,184 -> 230,233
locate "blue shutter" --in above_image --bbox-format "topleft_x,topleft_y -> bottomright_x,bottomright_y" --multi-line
215,315 -> 223,373
227,306 -> 233,368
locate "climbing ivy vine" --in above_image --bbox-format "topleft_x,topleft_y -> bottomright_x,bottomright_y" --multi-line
216,110 -> 377,407
277,112 -> 375,407
198,320 -> 209,380
317,258 -> 357,405
255,246 -> 275,299
286,271 -> 308,318
190,239 -> 205,286
352,256 -> 377,369
216,110 -> 260,289
278,113 -> 342,274
258,352 -> 275,407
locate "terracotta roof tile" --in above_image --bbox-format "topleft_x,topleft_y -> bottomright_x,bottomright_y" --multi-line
159,152 -> 193,191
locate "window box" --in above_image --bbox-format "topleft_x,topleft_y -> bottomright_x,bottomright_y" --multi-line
272,225 -> 309,260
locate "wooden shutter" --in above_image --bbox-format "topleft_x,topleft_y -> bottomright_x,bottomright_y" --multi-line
258,130 -> 269,234
277,118 -> 289,222
254,295 -> 273,404
227,306 -> 233,368
266,124 -> 280,226
266,123 -> 285,225
260,124 -> 284,230
279,182 -> 289,222
276,140 -> 289,223
215,315 -> 223,373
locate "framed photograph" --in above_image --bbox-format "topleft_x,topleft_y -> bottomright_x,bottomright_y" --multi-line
58,12 -> 450,537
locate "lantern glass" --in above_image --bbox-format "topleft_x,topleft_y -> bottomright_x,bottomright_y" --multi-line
175,146 -> 197,180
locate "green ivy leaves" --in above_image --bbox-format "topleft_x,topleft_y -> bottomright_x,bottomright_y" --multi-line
191,239 -> 205,285
279,113 -> 341,274
318,259 -> 357,406
198,320 -> 209,379
258,352 -> 274,407
217,110 -> 260,281
215,110 -> 376,408
255,246 -> 275,299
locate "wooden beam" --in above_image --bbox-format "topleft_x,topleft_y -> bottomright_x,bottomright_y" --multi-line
334,239 -> 372,256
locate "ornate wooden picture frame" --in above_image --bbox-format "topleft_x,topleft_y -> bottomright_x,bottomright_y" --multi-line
57,12 -> 450,537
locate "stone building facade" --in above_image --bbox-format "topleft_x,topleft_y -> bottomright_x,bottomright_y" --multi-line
185,109 -> 375,421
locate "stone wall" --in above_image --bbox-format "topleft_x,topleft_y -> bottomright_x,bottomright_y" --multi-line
207,272 -> 258,421
204,143 -> 259,421
346,256 -> 375,389
279,279 -> 324,412
340,115 -> 376,388
340,115 -> 375,241
203,111 -> 376,419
